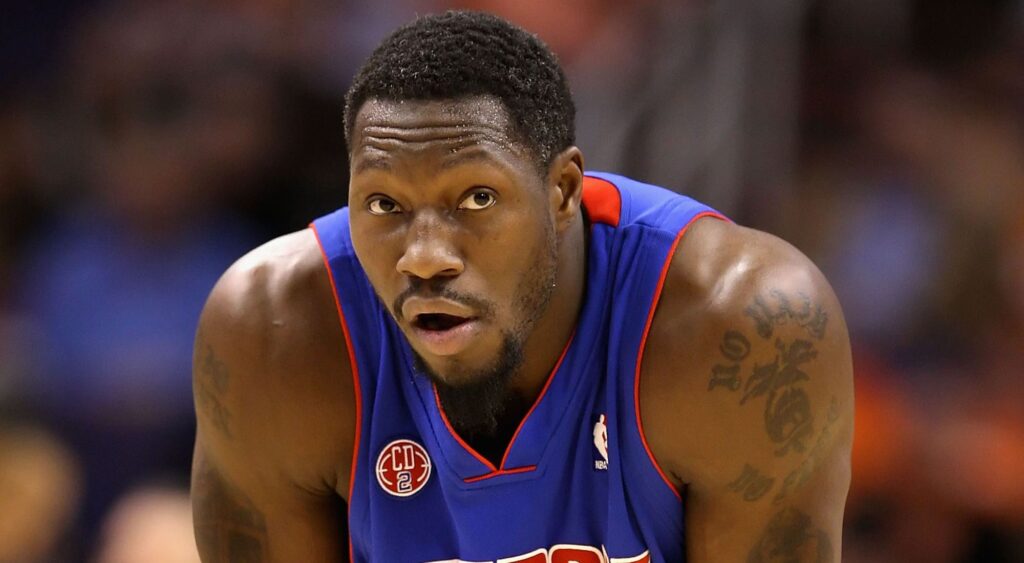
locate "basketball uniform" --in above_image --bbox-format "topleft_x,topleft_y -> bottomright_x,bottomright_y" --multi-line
311,172 -> 725,562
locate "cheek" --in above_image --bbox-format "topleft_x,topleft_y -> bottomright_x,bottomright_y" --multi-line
350,223 -> 405,293
470,216 -> 552,294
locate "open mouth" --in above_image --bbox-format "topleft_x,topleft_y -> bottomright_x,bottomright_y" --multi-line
408,311 -> 482,356
413,313 -> 473,331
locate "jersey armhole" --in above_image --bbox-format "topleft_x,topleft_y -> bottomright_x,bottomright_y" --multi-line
633,212 -> 728,501
308,223 -> 363,563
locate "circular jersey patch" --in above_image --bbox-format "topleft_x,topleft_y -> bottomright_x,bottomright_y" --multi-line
376,439 -> 432,497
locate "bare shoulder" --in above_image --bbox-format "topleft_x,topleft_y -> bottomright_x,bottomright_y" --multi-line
654,216 -> 838,333
640,217 -> 854,559
194,228 -> 355,498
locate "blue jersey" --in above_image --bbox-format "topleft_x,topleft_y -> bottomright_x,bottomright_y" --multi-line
311,172 -> 724,563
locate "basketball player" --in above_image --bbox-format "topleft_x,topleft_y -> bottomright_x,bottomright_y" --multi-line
191,11 -> 853,563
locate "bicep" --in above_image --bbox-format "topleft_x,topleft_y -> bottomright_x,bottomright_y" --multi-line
682,283 -> 854,562
191,438 -> 346,563
191,275 -> 347,563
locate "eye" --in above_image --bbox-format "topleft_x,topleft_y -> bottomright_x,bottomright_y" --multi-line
458,189 -> 497,211
367,196 -> 402,215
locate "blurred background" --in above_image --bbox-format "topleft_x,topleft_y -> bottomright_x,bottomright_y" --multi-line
1,0 -> 1022,561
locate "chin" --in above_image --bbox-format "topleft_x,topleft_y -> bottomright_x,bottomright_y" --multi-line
415,353 -> 494,387
411,331 -> 524,390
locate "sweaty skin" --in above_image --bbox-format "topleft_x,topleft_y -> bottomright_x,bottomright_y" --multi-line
191,97 -> 853,562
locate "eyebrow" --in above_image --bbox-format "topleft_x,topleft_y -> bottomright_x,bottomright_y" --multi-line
352,155 -> 391,175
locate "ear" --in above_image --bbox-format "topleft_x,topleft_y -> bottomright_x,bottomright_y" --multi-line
547,146 -> 585,233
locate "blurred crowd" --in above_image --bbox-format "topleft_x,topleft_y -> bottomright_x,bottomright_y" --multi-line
1,0 -> 1022,561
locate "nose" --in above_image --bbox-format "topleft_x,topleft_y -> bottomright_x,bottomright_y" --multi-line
396,212 -> 465,280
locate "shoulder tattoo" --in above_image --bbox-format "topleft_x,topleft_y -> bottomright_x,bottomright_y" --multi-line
708,290 -> 830,457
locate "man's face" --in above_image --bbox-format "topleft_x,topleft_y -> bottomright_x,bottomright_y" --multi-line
348,97 -> 560,391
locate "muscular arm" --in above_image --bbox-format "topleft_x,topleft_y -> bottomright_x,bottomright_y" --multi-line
191,230 -> 354,562
642,218 -> 854,562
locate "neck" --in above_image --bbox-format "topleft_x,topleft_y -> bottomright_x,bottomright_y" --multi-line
508,212 -> 587,401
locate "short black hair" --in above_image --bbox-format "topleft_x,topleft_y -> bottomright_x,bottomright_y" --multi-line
344,11 -> 576,170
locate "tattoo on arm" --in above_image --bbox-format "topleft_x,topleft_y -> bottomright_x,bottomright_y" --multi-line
193,456 -> 268,562
741,340 -> 816,456
709,331 -> 750,391
773,397 -> 840,505
748,508 -> 832,563
703,292 -> 839,561
195,333 -> 233,439
744,290 -> 828,341
727,464 -> 775,502
708,291 -> 829,457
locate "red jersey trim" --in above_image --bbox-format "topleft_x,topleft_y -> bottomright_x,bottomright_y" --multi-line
308,224 -> 363,562
581,177 -> 622,227
463,465 -> 538,484
633,211 -> 727,500
431,332 -> 576,482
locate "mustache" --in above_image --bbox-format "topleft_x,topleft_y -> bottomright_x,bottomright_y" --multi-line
392,280 -> 495,322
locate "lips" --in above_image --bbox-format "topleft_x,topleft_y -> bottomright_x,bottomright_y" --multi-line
401,296 -> 477,322
401,297 -> 483,357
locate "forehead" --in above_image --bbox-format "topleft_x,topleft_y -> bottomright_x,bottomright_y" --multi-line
350,97 -> 529,167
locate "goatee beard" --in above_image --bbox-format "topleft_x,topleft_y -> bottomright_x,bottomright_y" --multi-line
409,218 -> 560,441
415,333 -> 524,439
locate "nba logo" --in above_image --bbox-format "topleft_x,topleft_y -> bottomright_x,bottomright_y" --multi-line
594,414 -> 609,470
376,439 -> 432,497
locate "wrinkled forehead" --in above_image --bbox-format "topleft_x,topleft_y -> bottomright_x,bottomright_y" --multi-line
350,96 -> 521,155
